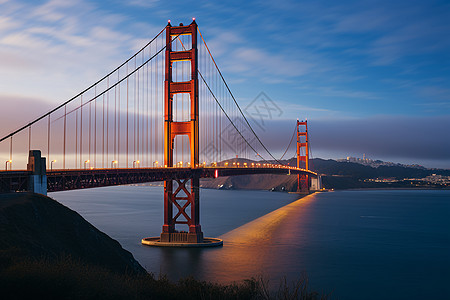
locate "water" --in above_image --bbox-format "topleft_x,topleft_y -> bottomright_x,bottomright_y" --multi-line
50,187 -> 450,299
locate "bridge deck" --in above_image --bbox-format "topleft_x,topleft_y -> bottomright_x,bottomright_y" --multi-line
0,166 -> 316,193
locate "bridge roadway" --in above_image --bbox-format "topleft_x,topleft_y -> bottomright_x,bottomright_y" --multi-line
0,166 -> 316,193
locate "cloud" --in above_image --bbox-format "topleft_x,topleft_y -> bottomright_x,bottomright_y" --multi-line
125,0 -> 159,8
0,0 -> 159,103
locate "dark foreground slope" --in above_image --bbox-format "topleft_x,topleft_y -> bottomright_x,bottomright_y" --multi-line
0,192 -> 144,275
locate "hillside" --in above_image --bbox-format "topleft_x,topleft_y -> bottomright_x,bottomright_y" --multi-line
0,192 -> 145,275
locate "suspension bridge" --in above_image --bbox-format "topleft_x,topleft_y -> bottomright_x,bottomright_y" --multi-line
0,20 -> 317,246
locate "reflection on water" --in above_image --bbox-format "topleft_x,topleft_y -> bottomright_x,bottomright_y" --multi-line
199,194 -> 316,285
52,188 -> 450,299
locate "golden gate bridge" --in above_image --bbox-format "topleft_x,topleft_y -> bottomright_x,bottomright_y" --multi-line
0,20 -> 316,246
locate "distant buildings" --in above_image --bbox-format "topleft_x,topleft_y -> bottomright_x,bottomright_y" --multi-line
337,156 -> 425,169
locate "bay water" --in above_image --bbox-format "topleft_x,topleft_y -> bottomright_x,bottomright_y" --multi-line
50,187 -> 450,299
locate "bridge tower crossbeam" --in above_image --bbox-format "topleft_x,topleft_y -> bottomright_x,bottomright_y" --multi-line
161,20 -> 203,243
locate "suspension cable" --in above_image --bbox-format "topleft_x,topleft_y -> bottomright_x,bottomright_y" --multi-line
198,71 -> 270,163
0,26 -> 166,143
279,123 -> 297,160
197,28 -> 284,165
177,38 -> 269,163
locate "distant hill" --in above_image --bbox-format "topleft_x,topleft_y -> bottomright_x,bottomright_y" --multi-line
201,157 -> 450,191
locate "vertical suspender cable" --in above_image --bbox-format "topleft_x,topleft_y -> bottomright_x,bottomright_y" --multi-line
9,136 -> 12,170
106,77 -> 109,167
118,69 -> 120,166
80,95 -> 82,168
28,126 -> 31,153
64,105 -> 66,169
89,93 -> 91,164
102,94 -> 105,168
127,62 -> 129,168
47,114 -> 50,169
94,86 -> 97,168
114,73 -> 117,162
76,109 -> 78,168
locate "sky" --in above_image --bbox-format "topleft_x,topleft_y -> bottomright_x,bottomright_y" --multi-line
0,0 -> 449,168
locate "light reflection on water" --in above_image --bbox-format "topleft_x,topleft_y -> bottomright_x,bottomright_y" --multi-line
51,187 -> 450,299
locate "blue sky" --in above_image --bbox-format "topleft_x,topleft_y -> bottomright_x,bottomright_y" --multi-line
0,0 -> 449,168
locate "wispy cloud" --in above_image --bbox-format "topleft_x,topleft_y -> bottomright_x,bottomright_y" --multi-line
0,0 -> 157,103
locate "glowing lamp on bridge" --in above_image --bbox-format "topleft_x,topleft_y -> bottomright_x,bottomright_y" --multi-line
51,160 -> 57,171
224,162 -> 228,167
5,159 -> 12,171
133,160 -> 140,168
111,160 -> 118,168
153,161 -> 159,167
214,169 -> 218,178
84,160 -> 90,169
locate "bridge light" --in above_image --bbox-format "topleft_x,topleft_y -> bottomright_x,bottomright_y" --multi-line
153,161 -> 159,167
111,160 -> 118,168
225,162 -> 228,167
5,160 -> 12,171
84,160 -> 90,169
214,169 -> 218,178
51,160 -> 57,171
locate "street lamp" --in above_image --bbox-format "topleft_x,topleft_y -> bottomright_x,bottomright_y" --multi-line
5,160 -> 12,171
51,160 -> 57,171
84,160 -> 90,169
153,161 -> 159,167
133,160 -> 140,168
111,160 -> 118,168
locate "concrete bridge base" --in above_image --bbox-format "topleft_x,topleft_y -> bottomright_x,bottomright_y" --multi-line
141,236 -> 223,248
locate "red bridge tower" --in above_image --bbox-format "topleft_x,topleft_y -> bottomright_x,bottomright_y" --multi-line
297,119 -> 309,193
161,20 -> 202,243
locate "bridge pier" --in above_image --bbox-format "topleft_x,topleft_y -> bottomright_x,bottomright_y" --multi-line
160,176 -> 203,243
27,150 -> 47,196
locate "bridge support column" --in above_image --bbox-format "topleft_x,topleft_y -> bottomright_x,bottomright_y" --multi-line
160,176 -> 203,243
297,120 -> 309,193
27,150 -> 47,196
